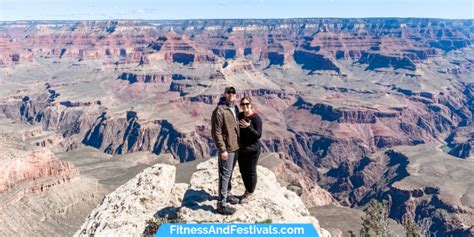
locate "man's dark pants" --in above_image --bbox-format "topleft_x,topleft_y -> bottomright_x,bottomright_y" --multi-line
217,151 -> 238,207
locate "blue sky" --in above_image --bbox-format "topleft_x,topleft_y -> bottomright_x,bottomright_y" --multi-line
0,0 -> 473,21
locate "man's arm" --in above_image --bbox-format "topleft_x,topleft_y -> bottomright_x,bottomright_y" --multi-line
211,107 -> 227,153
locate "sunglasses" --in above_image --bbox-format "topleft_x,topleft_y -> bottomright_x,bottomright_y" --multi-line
240,103 -> 250,106
226,91 -> 236,94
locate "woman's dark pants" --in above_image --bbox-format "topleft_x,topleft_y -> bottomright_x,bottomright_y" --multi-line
238,150 -> 260,193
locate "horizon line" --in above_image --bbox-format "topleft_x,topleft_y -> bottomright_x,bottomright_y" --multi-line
1,16 -> 473,23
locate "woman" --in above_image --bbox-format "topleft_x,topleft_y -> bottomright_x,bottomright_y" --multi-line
237,96 -> 263,204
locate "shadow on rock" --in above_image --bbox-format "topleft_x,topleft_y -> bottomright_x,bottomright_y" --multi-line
182,189 -> 215,213
155,206 -> 180,220
155,188 -> 216,220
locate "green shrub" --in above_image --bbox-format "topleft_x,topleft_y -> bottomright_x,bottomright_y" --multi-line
255,219 -> 273,224
142,214 -> 185,237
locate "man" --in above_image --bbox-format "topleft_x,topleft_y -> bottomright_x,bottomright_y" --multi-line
211,86 -> 240,215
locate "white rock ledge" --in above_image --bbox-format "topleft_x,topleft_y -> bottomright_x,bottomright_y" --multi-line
75,158 -> 331,237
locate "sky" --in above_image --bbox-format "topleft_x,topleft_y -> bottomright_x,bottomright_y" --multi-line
0,0 -> 473,21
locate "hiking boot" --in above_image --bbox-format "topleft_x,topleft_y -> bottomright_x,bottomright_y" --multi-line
239,191 -> 255,204
227,195 -> 240,205
216,204 -> 236,215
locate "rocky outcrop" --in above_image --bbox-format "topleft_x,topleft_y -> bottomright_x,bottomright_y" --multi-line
0,147 -> 78,191
0,146 -> 78,197
0,94 -> 211,162
323,150 -> 409,206
117,72 -> 171,84
75,164 -> 176,236
429,39 -> 471,52
385,145 -> 474,236
303,101 -> 399,123
293,50 -> 340,73
75,159 -> 331,237
446,83 -> 473,159
259,153 -> 337,208
358,52 -> 416,71
0,117 -> 79,205
446,127 -> 473,159
169,81 -> 193,95
322,145 -> 474,236
286,94 -> 458,168
0,93 -> 104,151
81,112 -> 210,162
212,48 -> 236,59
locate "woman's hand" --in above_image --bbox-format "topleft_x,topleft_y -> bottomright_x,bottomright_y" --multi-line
239,119 -> 251,128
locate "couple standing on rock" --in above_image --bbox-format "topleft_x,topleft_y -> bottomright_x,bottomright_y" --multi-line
211,86 -> 263,215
